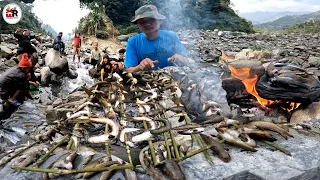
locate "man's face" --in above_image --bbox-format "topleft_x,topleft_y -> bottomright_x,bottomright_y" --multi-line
59,33 -> 63,37
22,30 -> 29,36
137,18 -> 161,34
103,58 -> 108,63
119,53 -> 124,59
93,44 -> 98,49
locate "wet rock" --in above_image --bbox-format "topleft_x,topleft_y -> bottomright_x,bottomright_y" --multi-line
4,59 -> 17,67
66,69 -> 78,79
52,98 -> 63,107
88,67 -> 99,78
40,67 -> 52,85
46,105 -> 70,124
50,74 -> 61,85
39,87 -> 56,105
45,48 -> 69,75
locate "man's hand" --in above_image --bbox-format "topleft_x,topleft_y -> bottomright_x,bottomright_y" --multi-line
137,58 -> 158,71
168,54 -> 188,66
15,28 -> 20,34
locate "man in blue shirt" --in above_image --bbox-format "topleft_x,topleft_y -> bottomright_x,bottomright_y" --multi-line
125,5 -> 190,72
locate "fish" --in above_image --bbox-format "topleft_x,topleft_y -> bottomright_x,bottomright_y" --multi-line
150,119 -> 171,135
246,121 -> 293,139
124,169 -> 138,180
113,72 -> 123,81
119,128 -> 141,147
218,131 -> 257,152
48,151 -> 78,179
178,127 -> 205,135
83,161 -> 120,179
215,119 -> 240,128
76,102 -> 101,112
200,134 -> 231,162
81,154 -> 94,168
13,151 -> 38,167
66,110 -> 90,120
87,118 -> 119,143
158,159 -> 186,180
241,127 -> 276,141
143,89 -> 158,102
202,100 -> 221,112
125,116 -> 153,122
146,165 -> 166,180
132,131 -> 154,142
172,124 -> 202,131
199,116 -> 225,125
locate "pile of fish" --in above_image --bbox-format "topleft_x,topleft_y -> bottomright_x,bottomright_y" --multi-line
0,68 -> 294,179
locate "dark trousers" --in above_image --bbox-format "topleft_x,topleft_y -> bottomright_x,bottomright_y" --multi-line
53,42 -> 65,53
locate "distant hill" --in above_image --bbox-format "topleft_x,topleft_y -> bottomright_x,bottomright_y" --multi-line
283,20 -> 320,34
41,24 -> 57,38
255,10 -> 320,30
239,11 -> 310,25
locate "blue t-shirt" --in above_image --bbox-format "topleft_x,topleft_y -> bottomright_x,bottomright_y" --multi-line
125,30 -> 187,70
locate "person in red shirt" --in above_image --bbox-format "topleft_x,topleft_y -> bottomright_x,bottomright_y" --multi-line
72,31 -> 82,63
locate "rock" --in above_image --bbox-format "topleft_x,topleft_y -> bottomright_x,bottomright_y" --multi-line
45,106 -> 70,124
4,59 -> 17,67
40,67 -> 52,85
290,102 -> 320,124
218,31 -> 224,36
88,67 -> 99,78
50,74 -> 61,84
67,91 -> 88,102
117,35 -> 130,41
30,39 -> 39,46
45,48 -> 69,75
0,45 -> 12,57
120,41 -> 127,46
308,56 -> 320,67
254,34 -> 268,41
52,98 -> 63,107
67,69 -> 78,79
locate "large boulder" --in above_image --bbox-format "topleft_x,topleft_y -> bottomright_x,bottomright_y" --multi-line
45,48 -> 69,75
40,67 -> 52,85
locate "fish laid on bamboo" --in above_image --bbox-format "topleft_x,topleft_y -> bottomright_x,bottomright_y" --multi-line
200,134 -> 231,162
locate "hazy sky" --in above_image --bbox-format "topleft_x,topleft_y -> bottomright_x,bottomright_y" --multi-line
30,0 -> 320,34
33,0 -> 90,35
231,0 -> 320,13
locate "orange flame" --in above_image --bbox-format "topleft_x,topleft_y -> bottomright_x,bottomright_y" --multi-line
279,101 -> 301,112
228,65 -> 274,108
221,51 -> 235,61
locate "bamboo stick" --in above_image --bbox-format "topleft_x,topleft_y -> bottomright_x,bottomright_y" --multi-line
263,140 -> 291,156
33,135 -> 69,167
104,125 -> 112,160
184,114 -> 214,166
67,123 -> 80,150
176,145 -> 213,162
162,109 -> 180,160
11,164 -> 134,174
0,142 -> 36,167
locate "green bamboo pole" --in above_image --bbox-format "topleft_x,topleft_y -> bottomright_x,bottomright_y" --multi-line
176,145 -> 213,162
263,140 -> 291,156
184,114 -> 214,166
162,109 -> 180,160
153,101 -> 172,160
33,135 -> 68,167
0,142 -> 36,167
11,164 -> 134,174
104,125 -> 112,160
67,123 -> 80,150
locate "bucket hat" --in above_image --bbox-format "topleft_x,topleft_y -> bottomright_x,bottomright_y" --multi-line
131,5 -> 166,23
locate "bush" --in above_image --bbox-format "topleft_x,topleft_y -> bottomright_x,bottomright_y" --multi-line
96,30 -> 108,39
118,25 -> 140,35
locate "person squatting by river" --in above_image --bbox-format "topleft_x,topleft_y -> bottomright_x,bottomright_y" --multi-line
124,4 -> 193,73
89,42 -> 103,67
14,28 -> 41,61
0,54 -> 34,107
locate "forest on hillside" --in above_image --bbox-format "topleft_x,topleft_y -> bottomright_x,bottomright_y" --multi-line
77,0 -> 254,36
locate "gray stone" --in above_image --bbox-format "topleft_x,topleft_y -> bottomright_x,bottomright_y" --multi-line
66,69 -> 78,79
40,67 -> 52,85
0,45 -> 12,57
4,59 -> 17,67
290,102 -> 320,125
308,56 -> 320,67
45,48 -> 69,75
67,91 -> 87,102
117,35 -> 130,41
45,106 -> 70,124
